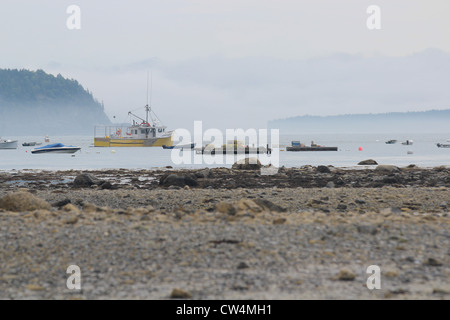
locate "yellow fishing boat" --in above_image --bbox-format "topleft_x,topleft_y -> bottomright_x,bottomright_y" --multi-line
94,105 -> 173,147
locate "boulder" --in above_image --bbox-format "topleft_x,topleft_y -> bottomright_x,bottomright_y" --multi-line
215,201 -> 237,215
375,165 -> 401,173
0,191 -> 51,212
252,199 -> 286,212
232,158 -> 262,170
73,173 -> 103,187
170,288 -> 192,299
159,174 -> 198,187
237,198 -> 286,213
317,165 -> 331,173
358,159 -> 378,165
195,168 -> 212,179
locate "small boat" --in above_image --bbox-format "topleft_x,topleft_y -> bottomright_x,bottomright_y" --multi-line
401,140 -> 413,145
45,135 -> 50,143
31,143 -> 81,154
437,143 -> 450,148
385,140 -> 397,144
162,143 -> 195,150
22,142 -> 42,147
0,138 -> 18,149
286,140 -> 338,152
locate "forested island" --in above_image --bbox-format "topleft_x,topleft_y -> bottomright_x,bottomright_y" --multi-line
269,109 -> 450,134
0,69 -> 111,135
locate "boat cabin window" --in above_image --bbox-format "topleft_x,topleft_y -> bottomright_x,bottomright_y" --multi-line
158,128 -> 162,133
141,129 -> 146,134
135,130 -> 138,134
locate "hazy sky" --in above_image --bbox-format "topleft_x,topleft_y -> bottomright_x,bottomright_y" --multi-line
1,0 -> 450,130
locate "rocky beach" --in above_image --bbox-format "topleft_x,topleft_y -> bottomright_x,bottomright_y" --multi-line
0,163 -> 449,299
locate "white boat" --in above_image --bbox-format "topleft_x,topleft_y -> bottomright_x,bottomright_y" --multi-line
402,140 -> 413,145
0,138 -> 18,149
31,143 -> 81,154
162,143 -> 195,150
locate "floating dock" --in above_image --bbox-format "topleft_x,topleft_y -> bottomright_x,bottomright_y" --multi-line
196,147 -> 271,154
286,146 -> 338,152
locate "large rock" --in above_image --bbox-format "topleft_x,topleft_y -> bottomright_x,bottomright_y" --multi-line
232,158 -> 262,170
159,174 -> 198,187
215,201 -> 237,215
375,165 -> 401,173
358,159 -> 378,165
0,192 -> 51,212
73,173 -> 117,189
73,173 -> 103,187
317,165 -> 331,173
195,168 -> 213,179
237,198 -> 286,213
252,199 -> 286,212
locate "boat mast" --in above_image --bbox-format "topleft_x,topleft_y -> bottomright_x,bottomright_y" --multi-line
146,70 -> 152,125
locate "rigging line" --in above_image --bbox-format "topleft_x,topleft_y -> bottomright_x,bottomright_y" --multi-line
146,70 -> 149,107
149,69 -> 153,109
152,110 -> 164,126
129,106 -> 144,112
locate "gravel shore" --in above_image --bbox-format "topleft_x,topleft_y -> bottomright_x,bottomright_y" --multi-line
0,166 -> 449,299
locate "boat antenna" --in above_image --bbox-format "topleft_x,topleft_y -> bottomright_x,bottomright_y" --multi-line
146,70 -> 151,124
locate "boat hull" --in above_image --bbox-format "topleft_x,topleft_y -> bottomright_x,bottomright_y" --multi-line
94,136 -> 173,147
0,140 -> 18,149
23,142 -> 37,147
286,146 -> 338,151
31,147 -> 81,154
162,143 -> 195,150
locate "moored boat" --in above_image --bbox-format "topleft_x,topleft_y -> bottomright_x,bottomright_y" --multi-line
95,75 -> 173,148
286,140 -> 338,151
22,142 -> 42,147
31,143 -> 81,154
0,138 -> 18,149
162,143 -> 195,150
385,140 -> 397,144
401,140 -> 413,145
436,143 -> 450,148
94,105 -> 173,147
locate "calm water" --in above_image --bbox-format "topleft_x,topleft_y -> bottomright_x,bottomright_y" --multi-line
0,133 -> 449,171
